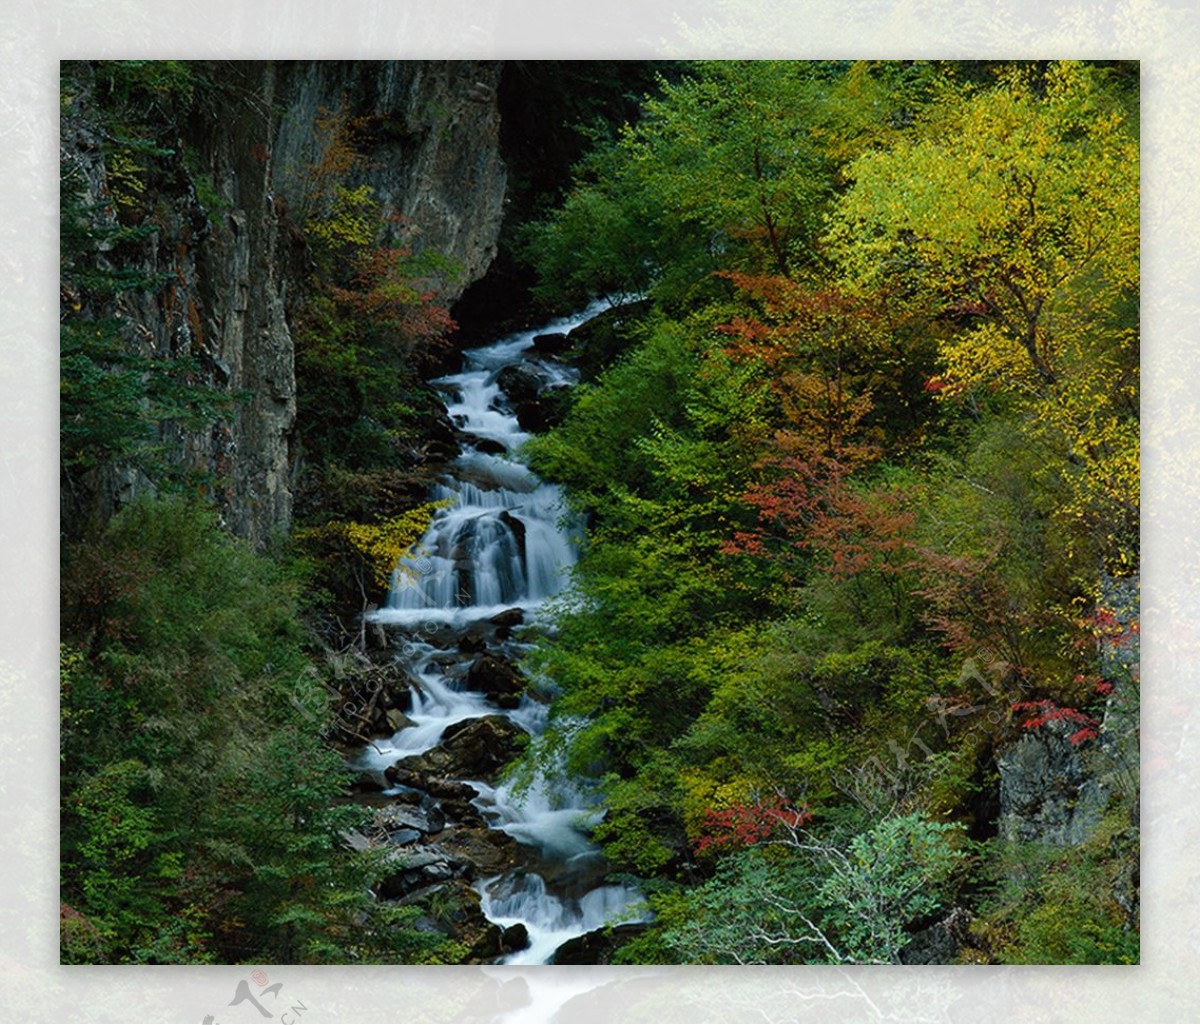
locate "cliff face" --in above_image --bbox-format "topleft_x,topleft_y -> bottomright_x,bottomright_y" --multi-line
272,60 -> 507,297
61,60 -> 507,547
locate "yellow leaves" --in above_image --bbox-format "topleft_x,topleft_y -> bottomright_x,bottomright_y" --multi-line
105,148 -> 147,210
938,322 -> 1042,396
831,61 -> 1138,329
297,102 -> 385,263
830,61 -> 1139,571
306,182 -> 379,254
679,769 -> 758,840
298,502 -> 444,592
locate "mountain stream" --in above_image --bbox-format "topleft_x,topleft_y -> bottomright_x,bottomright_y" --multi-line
360,304 -> 645,964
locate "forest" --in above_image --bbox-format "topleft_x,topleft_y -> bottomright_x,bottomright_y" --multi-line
60,59 -> 1139,966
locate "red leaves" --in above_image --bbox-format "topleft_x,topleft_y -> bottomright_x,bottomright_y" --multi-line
326,245 -> 455,355
717,274 -> 884,458
1087,606 -> 1139,647
720,447 -> 847,561
911,544 -> 1030,673
694,798 -> 811,855
807,482 -> 918,581
1011,699 -> 1100,746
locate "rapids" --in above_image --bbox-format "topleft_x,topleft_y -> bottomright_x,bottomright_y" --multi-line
362,302 -> 646,963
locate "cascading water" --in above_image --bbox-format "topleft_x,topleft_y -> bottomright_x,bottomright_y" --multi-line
362,301 -> 647,963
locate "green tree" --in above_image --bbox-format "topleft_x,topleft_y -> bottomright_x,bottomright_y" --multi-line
59,155 -> 229,493
59,497 -> 456,963
526,61 -> 842,309
651,812 -> 965,964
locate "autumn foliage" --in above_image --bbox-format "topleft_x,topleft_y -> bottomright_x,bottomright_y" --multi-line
694,797 -> 812,855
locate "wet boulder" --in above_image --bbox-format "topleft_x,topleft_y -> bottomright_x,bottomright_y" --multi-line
489,607 -> 525,629
495,363 -> 572,434
466,654 -> 527,708
373,802 -> 446,841
500,923 -> 530,954
384,707 -> 413,732
392,715 -> 527,784
460,432 -> 508,455
496,363 -> 544,404
566,298 -> 651,382
550,923 -> 647,965
436,824 -> 525,876
513,386 -> 571,433
350,770 -> 388,793
384,767 -> 485,824
530,331 -> 570,356
450,883 -> 506,962
376,846 -> 471,899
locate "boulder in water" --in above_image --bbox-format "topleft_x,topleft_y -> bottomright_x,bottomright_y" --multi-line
496,362 -> 545,404
514,386 -> 572,433
530,331 -> 570,356
500,922 -> 530,953
350,770 -> 387,793
465,654 -> 527,707
460,432 -> 508,455
550,922 -> 647,965
384,707 -> 413,732
566,298 -> 652,383
374,802 -> 445,840
458,632 -> 487,655
393,715 -> 527,784
489,607 -> 525,629
495,363 -> 573,433
385,767 -> 485,824
437,823 -> 525,876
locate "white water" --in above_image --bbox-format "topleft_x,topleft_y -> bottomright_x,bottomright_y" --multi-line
479,872 -> 646,966
361,301 -> 646,963
370,302 -> 605,623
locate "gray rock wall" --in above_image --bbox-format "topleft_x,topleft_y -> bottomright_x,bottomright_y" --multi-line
61,60 -> 508,547
997,725 -> 1113,846
997,577 -> 1139,846
271,60 -> 506,301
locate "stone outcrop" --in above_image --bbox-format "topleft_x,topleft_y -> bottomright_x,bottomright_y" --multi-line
898,907 -> 972,965
465,653 -> 527,708
550,923 -> 647,965
996,723 -> 1112,846
377,846 -> 471,900
996,694 -> 1140,846
996,577 -> 1139,848
496,360 -> 572,432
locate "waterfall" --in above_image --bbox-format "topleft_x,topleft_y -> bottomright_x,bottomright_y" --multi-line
361,301 -> 646,963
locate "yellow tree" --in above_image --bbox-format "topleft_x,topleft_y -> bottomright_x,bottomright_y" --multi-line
828,61 -> 1139,569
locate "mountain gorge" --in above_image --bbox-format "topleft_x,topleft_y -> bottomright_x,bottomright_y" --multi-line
59,60 -> 1139,967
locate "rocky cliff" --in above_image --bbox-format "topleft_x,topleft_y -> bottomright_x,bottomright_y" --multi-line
271,60 -> 506,296
60,60 -> 507,547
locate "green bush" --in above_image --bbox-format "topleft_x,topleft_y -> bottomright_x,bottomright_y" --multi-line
60,496 -> 456,963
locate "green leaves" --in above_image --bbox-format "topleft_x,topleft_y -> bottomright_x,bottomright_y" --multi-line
60,497 -> 459,964
60,149 -> 232,485
60,327 -> 231,474
827,61 -> 1139,571
525,62 -> 848,309
653,812 -> 965,964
